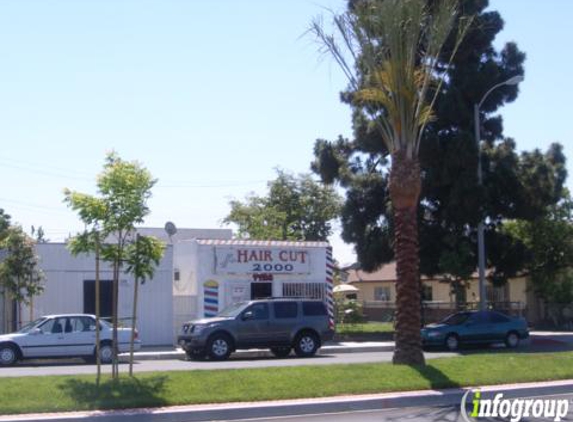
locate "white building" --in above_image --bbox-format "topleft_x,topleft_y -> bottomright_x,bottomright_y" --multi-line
173,239 -> 334,324
2,228 -> 335,345
19,242 -> 174,346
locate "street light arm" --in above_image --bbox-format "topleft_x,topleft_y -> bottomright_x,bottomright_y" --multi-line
477,75 -> 524,109
477,81 -> 508,109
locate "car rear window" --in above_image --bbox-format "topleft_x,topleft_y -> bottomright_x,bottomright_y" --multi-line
274,302 -> 298,319
302,301 -> 327,316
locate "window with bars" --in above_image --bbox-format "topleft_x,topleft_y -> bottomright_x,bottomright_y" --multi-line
282,283 -> 325,300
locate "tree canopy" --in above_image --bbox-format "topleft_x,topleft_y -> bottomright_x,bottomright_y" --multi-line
224,170 -> 342,241
64,152 -> 162,379
0,225 -> 44,327
312,0 -> 565,284
504,194 -> 573,303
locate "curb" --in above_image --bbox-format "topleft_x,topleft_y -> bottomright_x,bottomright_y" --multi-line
2,379 -> 573,422
124,342 -> 395,361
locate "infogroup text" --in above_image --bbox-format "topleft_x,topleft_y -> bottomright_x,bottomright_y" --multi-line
461,389 -> 570,422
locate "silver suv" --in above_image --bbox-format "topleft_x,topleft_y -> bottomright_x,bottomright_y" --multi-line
177,299 -> 334,360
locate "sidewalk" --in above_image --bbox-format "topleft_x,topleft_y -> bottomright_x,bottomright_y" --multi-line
125,340 -> 395,361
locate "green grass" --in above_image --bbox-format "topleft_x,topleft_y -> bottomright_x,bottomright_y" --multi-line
336,321 -> 394,334
2,351 -> 573,415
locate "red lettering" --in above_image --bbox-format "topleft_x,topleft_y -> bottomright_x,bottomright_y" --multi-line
279,250 -> 288,261
237,249 -> 248,263
264,250 -> 273,262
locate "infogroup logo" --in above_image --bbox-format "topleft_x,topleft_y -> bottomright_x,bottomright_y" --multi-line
461,389 -> 570,422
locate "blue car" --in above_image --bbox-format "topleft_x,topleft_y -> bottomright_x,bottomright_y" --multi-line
421,310 -> 529,351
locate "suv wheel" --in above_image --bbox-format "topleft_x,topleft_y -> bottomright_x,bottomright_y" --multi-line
207,334 -> 232,361
0,344 -> 18,366
270,346 -> 291,358
294,332 -> 319,357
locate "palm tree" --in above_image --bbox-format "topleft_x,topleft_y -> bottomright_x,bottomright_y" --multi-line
311,0 -> 471,365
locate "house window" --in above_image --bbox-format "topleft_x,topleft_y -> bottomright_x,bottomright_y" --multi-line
487,283 -> 508,303
421,284 -> 433,302
374,286 -> 391,301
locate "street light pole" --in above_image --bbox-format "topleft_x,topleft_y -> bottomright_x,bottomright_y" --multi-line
474,75 -> 524,311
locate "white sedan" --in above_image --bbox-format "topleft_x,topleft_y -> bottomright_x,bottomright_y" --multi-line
0,314 -> 141,366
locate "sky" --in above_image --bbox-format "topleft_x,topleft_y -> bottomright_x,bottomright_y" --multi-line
0,0 -> 571,266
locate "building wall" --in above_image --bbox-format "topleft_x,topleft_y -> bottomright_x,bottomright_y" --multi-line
509,277 -> 528,303
18,243 -> 174,346
355,279 -> 526,304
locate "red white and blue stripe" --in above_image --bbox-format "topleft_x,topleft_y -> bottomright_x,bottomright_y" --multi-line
204,285 -> 219,317
326,246 -> 335,329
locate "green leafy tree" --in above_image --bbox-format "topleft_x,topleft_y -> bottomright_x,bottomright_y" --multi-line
0,209 -> 10,241
64,152 -> 157,380
224,170 -> 341,241
311,0 -> 470,365
0,226 -> 44,332
504,194 -> 573,306
310,2 -> 569,294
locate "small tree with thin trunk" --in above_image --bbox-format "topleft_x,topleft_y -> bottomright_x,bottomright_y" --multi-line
311,0 -> 471,365
65,152 -> 156,379
0,226 -> 44,331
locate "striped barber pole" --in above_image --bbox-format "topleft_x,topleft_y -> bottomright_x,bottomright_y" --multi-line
325,246 -> 335,329
203,280 -> 219,317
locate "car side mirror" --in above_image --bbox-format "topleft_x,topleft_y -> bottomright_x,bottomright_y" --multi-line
30,328 -> 42,335
242,311 -> 254,321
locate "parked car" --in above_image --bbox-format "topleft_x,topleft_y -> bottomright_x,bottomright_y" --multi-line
421,310 -> 529,351
178,298 -> 334,361
0,314 -> 140,366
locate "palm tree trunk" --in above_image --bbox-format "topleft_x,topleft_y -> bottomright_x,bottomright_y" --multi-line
389,151 -> 425,366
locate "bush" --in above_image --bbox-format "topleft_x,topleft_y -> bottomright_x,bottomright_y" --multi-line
335,299 -> 365,324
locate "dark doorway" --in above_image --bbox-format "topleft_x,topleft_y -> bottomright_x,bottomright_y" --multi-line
251,283 -> 272,299
83,280 -> 113,318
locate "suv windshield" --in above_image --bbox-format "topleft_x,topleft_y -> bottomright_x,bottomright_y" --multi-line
217,302 -> 249,317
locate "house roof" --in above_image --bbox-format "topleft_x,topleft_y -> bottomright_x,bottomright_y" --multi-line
346,261 -> 481,283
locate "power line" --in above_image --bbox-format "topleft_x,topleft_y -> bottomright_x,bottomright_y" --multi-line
0,156 -> 268,188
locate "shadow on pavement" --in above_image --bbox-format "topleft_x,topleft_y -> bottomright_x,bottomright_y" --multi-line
58,375 -> 169,410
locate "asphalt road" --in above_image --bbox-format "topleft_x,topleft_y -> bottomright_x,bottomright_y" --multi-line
200,392 -> 573,422
0,339 -> 568,377
0,350 -> 457,377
